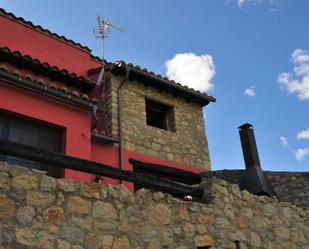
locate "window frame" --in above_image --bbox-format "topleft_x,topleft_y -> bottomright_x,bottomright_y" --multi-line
0,110 -> 65,177
145,98 -> 176,132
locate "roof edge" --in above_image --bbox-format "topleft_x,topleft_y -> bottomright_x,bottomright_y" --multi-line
0,47 -> 95,91
111,61 -> 216,107
0,68 -> 97,110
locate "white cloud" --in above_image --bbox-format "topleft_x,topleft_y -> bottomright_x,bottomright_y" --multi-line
244,86 -> 256,97
279,136 -> 289,147
278,49 -> 309,100
238,0 -> 246,7
297,128 -> 309,140
295,148 -> 309,161
225,0 -> 280,8
237,0 -> 274,7
165,52 -> 215,92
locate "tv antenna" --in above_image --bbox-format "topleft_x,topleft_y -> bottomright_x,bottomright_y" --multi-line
93,15 -> 125,63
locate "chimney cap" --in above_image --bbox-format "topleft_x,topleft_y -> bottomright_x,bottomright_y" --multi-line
238,123 -> 253,130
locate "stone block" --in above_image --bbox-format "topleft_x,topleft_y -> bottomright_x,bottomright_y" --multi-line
43,206 -> 65,222
173,206 -> 190,222
58,178 -> 79,192
197,214 -> 214,225
60,226 -> 85,243
16,206 -> 35,225
183,222 -> 196,237
26,191 -> 55,207
12,175 -> 38,190
48,224 -> 60,234
67,196 -> 91,215
194,234 -> 214,247
15,228 -> 35,246
57,239 -> 71,249
40,174 -> 57,192
149,204 -> 171,225
0,195 -> 15,220
92,201 -> 118,220
0,172 -> 10,191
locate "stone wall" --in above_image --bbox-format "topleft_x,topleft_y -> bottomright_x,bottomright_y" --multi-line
107,76 -> 211,170
0,162 -> 308,249
202,170 -> 309,210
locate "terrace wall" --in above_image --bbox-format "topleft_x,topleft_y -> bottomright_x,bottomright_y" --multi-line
0,162 -> 308,249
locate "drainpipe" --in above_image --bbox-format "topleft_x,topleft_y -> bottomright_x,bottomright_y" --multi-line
91,105 -> 99,130
117,63 -> 130,177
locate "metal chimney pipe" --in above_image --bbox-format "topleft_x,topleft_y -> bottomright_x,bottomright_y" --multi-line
238,123 -> 261,168
234,240 -> 241,249
238,123 -> 276,197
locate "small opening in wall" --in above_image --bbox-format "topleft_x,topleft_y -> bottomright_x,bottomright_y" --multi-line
145,98 -> 175,132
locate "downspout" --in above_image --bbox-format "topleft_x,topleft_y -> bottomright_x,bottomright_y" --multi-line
91,105 -> 99,130
117,64 -> 130,177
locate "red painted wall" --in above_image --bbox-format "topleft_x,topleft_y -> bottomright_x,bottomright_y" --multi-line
0,15 -> 101,76
91,142 -> 120,185
91,142 -> 205,190
0,81 -> 93,180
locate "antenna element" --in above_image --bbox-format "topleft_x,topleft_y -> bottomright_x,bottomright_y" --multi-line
93,15 -> 125,63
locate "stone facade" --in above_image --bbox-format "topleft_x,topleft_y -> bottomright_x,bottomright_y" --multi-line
0,162 -> 308,249
107,76 -> 211,170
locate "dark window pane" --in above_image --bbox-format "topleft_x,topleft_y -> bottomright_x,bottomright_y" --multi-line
0,122 -> 4,139
146,108 -> 166,129
0,117 -> 7,161
0,112 -> 63,177
145,99 -> 175,131
9,125 -> 39,146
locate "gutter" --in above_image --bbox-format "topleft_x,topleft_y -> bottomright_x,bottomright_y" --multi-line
116,62 -> 130,175
0,47 -> 95,91
0,69 -> 99,111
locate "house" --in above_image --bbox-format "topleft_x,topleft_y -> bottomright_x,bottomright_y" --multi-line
1,9 -> 308,249
0,8 -> 215,189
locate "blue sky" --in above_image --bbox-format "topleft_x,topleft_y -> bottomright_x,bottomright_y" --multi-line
1,0 -> 309,172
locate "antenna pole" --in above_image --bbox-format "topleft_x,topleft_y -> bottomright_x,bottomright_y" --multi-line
93,15 -> 125,63
101,27 -> 104,62
97,15 -> 105,62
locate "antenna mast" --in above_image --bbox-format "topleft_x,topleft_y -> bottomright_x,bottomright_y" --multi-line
93,15 -> 125,63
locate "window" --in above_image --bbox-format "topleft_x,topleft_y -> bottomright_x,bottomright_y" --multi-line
0,112 -> 64,178
145,98 -> 175,131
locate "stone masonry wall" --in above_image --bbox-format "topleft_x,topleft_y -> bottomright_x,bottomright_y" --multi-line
202,170 -> 309,210
0,162 -> 308,249
108,76 -> 211,170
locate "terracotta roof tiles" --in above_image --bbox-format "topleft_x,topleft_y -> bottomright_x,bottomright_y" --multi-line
0,63 -> 97,104
112,61 -> 216,106
0,47 -> 95,90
